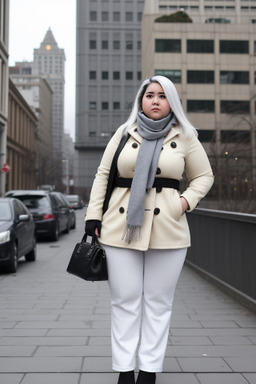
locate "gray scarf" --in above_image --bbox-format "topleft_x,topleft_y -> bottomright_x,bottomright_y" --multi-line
123,111 -> 177,243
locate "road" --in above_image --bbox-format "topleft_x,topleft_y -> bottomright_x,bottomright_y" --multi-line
0,209 -> 256,384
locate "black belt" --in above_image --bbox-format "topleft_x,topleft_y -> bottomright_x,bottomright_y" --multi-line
114,177 -> 179,191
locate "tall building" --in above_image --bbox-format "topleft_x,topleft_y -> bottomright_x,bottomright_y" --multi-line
75,0 -> 145,199
33,29 -> 65,159
0,0 -> 9,196
142,0 -> 256,208
9,72 -> 53,187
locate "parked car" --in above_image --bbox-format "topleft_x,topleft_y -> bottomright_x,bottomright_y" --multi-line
0,197 -> 36,273
50,191 -> 76,230
5,190 -> 70,241
65,194 -> 85,209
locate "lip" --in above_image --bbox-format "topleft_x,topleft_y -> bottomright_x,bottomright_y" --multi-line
152,108 -> 160,111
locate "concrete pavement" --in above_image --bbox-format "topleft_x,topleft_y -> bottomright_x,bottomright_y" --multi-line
0,209 -> 256,384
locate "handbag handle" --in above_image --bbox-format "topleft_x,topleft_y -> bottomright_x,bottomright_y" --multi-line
82,232 -> 100,246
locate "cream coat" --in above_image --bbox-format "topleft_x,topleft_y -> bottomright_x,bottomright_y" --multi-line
85,124 -> 214,251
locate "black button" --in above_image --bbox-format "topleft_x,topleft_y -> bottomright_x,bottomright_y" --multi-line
134,128 -> 137,132
171,142 -> 177,148
132,142 -> 138,148
156,187 -> 162,193
154,208 -> 160,215
156,167 -> 161,175
119,207 -> 125,214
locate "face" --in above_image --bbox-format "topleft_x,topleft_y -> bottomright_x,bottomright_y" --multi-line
141,82 -> 171,120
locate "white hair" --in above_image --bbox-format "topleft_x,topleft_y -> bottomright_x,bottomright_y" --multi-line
120,75 -> 198,138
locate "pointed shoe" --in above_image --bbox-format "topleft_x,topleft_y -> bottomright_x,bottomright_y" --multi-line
136,370 -> 156,384
117,371 -> 135,384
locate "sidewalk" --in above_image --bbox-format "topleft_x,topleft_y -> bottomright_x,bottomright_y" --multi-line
0,210 -> 256,384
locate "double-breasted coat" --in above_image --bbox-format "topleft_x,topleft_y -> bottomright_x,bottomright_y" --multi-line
85,123 -> 214,251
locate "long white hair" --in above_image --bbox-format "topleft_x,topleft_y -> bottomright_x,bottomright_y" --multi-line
120,75 -> 198,138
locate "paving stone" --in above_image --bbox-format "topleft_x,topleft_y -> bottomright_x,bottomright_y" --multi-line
244,374 -> 256,383
0,374 -> 23,384
224,357 -> 256,372
177,357 -> 232,372
168,336 -> 212,346
35,345 -> 112,357
0,357 -> 82,373
0,346 -> 35,357
21,373 -> 80,384
196,373 -> 249,384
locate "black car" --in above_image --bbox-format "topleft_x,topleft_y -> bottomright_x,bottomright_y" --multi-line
0,198 -> 36,273
65,194 -> 85,209
5,190 -> 70,241
50,191 -> 76,230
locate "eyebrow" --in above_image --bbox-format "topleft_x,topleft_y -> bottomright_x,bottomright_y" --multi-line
145,91 -> 165,95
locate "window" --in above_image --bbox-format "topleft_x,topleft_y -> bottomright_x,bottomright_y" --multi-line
90,40 -> 97,49
113,41 -> 120,50
113,102 -> 120,110
113,71 -> 120,80
221,130 -> 250,143
137,41 -> 141,50
198,130 -> 216,142
102,11 -> 109,21
220,40 -> 249,54
187,40 -> 214,53
126,40 -> 133,50
102,102 -> 109,110
126,72 -> 133,80
113,12 -> 120,21
221,100 -> 250,114
187,70 -> 214,84
102,41 -> 108,49
126,12 -> 133,21
155,69 -> 181,83
220,71 -> 249,84
155,39 -> 181,53
102,71 -> 109,80
90,11 -> 97,21
138,12 -> 142,22
187,100 -> 215,113
137,71 -> 141,80
89,102 -> 97,110
89,71 -> 97,80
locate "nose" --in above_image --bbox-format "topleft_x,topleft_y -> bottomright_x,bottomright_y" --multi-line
152,95 -> 159,104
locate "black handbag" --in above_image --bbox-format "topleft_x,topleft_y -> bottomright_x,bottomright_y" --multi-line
66,234 -> 108,281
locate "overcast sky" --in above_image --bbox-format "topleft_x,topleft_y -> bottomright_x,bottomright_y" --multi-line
9,0 -> 76,140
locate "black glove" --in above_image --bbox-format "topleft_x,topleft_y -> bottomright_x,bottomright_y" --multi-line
85,220 -> 102,236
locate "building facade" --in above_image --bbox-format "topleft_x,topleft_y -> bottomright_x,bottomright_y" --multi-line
142,0 -> 256,210
0,0 -> 9,196
75,0 -> 145,199
9,73 -> 54,187
6,79 -> 37,191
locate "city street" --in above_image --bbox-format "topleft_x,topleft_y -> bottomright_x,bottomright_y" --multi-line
0,209 -> 256,384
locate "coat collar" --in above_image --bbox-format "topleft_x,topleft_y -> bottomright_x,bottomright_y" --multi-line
128,123 -> 180,144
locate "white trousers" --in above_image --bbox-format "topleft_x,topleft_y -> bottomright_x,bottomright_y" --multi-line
103,245 -> 187,373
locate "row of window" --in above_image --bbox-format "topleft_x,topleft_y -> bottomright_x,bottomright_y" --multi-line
90,11 -> 142,22
156,69 -> 254,84
198,130 -> 251,143
89,71 -> 141,80
88,100 -> 252,114
156,39 -> 253,54
90,40 -> 141,50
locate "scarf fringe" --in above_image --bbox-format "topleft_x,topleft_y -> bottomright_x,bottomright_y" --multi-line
122,225 -> 141,244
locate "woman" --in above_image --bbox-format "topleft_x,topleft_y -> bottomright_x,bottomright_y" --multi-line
85,76 -> 214,384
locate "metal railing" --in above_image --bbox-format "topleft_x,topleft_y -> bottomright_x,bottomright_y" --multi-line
186,208 -> 256,313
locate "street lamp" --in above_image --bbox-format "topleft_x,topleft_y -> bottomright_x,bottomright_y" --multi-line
62,159 -> 69,194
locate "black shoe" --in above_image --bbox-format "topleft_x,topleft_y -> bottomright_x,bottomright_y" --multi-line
117,371 -> 135,384
136,370 -> 156,384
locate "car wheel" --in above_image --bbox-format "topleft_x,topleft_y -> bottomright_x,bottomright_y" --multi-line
7,242 -> 18,273
51,221 -> 59,241
64,220 -> 70,234
25,236 -> 37,262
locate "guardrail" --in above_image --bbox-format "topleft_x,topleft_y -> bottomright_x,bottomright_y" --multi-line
186,208 -> 256,313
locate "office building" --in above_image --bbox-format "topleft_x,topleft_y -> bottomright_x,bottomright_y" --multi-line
75,0 -> 145,199
142,0 -> 256,208
0,0 -> 9,195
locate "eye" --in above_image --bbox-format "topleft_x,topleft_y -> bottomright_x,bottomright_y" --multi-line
146,94 -> 153,98
160,95 -> 166,99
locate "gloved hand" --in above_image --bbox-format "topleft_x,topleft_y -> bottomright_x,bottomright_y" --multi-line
85,220 -> 102,237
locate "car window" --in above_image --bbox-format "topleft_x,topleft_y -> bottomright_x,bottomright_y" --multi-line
58,194 -> 69,207
49,194 -> 60,209
13,200 -> 24,217
16,200 -> 29,215
18,195 -> 51,209
0,202 -> 12,220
